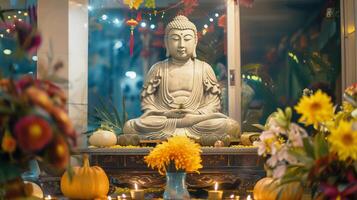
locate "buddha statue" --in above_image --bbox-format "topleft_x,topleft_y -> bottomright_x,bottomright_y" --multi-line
123,15 -> 240,139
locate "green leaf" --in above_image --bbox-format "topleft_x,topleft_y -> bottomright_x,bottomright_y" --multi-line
252,123 -> 266,131
302,138 -> 315,159
0,163 -> 22,184
289,148 -> 314,164
313,132 -> 329,159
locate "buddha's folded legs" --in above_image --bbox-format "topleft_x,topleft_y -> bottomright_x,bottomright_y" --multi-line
123,114 -> 240,139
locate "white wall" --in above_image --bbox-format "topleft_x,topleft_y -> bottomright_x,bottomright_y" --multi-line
37,0 -> 88,147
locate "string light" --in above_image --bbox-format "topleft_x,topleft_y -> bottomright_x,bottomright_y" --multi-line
23,12 -> 28,16
7,16 -> 11,19
18,11 -> 22,14
215,13 -> 219,17
3,49 -> 12,55
150,24 -> 156,29
209,18 -> 213,22
101,14 -> 108,20
204,24 -> 208,29
140,22 -> 147,28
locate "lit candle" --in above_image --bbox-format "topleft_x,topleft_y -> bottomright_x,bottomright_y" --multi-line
117,194 -> 128,200
108,196 -> 112,200
230,194 -> 240,200
208,182 -> 223,200
246,195 -> 252,200
44,195 -> 57,200
130,183 -> 145,200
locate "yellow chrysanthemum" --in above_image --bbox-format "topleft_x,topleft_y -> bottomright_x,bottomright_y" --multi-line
328,120 -> 357,161
294,90 -> 334,127
144,136 -> 202,175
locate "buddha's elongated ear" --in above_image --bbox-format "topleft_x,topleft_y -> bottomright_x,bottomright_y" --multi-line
164,36 -> 170,57
192,37 -> 198,58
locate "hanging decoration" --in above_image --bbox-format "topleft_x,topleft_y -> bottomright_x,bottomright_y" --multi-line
123,0 -> 144,56
126,12 -> 141,56
145,0 -> 156,9
123,0 -> 144,10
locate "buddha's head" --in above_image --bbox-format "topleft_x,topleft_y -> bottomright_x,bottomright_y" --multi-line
165,15 -> 197,61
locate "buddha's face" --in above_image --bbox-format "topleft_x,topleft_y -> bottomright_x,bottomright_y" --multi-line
166,29 -> 196,61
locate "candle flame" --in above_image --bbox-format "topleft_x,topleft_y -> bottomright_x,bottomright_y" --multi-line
122,194 -> 126,198
230,194 -> 235,198
107,196 -> 112,200
214,182 -> 218,191
135,183 -> 138,190
246,195 -> 252,200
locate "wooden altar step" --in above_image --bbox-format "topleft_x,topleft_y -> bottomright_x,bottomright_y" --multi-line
39,147 -> 265,198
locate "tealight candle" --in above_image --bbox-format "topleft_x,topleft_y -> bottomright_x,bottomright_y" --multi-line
130,183 -> 145,200
208,182 -> 223,200
44,195 -> 57,200
117,194 -> 129,200
246,194 -> 252,200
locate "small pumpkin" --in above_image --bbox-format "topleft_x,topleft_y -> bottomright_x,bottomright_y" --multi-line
61,154 -> 109,199
89,129 -> 117,147
253,177 -> 303,200
117,134 -> 140,146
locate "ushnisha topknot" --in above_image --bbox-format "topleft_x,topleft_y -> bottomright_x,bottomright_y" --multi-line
165,15 -> 198,40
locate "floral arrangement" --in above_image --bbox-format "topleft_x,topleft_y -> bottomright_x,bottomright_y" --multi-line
144,136 -> 202,175
254,85 -> 357,199
0,19 -> 76,191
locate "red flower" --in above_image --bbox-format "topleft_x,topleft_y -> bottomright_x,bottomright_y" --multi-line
14,115 -> 53,152
48,136 -> 69,170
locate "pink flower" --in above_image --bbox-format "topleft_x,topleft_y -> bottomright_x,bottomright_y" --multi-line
14,115 -> 53,152
289,123 -> 307,147
272,164 -> 286,179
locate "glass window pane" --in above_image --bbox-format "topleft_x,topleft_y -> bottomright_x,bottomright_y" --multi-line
0,0 -> 38,78
240,0 -> 341,131
88,0 -> 228,130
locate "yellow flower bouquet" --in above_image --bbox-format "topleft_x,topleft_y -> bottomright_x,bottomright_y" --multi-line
145,136 -> 202,199
254,85 -> 357,199
145,136 -> 202,174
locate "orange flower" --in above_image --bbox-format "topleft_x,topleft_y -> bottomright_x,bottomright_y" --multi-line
50,107 -> 76,138
1,131 -> 16,153
25,86 -> 54,111
14,115 -> 53,152
48,136 -> 70,169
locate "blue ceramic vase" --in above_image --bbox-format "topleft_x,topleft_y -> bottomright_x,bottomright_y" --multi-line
163,171 -> 190,200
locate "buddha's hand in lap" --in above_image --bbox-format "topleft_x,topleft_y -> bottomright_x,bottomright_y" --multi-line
176,113 -> 227,128
164,109 -> 187,118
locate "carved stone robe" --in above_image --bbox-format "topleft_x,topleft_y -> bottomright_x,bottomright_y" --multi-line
123,59 -> 230,139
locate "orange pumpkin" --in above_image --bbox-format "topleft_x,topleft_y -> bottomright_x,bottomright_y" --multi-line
61,154 -> 109,199
253,177 -> 303,200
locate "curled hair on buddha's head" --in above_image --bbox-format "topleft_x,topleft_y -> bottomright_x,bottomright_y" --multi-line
164,15 -> 197,58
